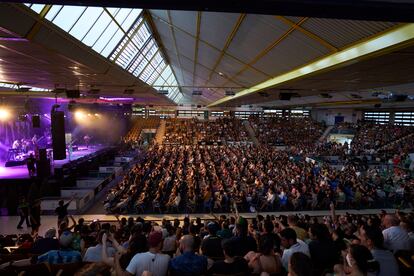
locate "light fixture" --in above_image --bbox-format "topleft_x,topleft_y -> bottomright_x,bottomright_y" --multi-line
0,107 -> 11,121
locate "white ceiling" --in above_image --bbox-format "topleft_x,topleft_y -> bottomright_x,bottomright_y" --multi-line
149,10 -> 399,105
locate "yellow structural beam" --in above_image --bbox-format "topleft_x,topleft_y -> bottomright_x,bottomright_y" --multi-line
25,5 -> 52,40
193,11 -> 202,87
209,23 -> 414,107
206,14 -> 246,82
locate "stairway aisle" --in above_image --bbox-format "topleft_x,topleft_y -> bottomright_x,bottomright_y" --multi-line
318,125 -> 334,142
243,120 -> 260,146
155,120 -> 166,145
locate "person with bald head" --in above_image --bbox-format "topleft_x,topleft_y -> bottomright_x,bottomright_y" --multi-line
169,234 -> 208,275
382,214 -> 412,252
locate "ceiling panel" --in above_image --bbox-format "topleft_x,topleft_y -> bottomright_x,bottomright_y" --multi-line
169,10 -> 197,36
178,54 -> 195,76
215,55 -> 245,78
174,30 -> 196,63
232,68 -> 269,87
197,42 -> 222,69
199,11 -> 241,49
284,16 -> 303,23
302,18 -> 399,49
149,9 -> 169,22
252,30 -> 330,76
227,14 -> 290,62
195,64 -> 212,83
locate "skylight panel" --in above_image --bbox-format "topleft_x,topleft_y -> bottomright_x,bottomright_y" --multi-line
52,6 -> 86,32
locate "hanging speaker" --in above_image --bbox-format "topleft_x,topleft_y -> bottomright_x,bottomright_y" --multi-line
32,115 -> 40,128
51,111 -> 66,160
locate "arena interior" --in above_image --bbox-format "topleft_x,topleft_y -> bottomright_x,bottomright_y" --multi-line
0,1 -> 414,275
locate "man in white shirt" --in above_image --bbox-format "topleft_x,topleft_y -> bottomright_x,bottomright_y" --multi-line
382,214 -> 411,252
360,225 -> 400,276
280,227 -> 310,271
123,231 -> 170,276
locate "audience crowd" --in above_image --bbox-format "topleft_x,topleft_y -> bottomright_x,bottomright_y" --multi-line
248,117 -> 325,147
350,123 -> 414,155
1,209 -> 413,275
163,118 -> 250,145
104,143 -> 413,215
124,118 -> 160,144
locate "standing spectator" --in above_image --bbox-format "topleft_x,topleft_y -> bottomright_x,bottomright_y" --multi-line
335,245 -> 379,276
201,222 -> 224,260
162,224 -> 177,257
244,234 -> 283,275
169,235 -> 208,275
360,225 -> 400,276
16,196 -> 31,229
36,231 -> 82,264
280,228 -> 310,271
31,228 -> 59,255
231,217 -> 257,257
55,195 -> 76,227
287,215 -> 308,241
29,199 -> 41,234
288,252 -> 312,276
208,238 -> 250,275
308,223 -> 339,275
83,230 -> 116,262
26,153 -> 36,177
120,231 -> 170,276
382,214 -> 411,252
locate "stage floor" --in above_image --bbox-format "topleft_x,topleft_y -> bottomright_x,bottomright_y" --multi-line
0,145 -> 105,179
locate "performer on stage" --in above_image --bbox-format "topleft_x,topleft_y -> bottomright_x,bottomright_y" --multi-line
83,135 -> 91,148
26,153 -> 36,177
12,139 -> 21,150
21,139 -> 28,153
32,134 -> 38,147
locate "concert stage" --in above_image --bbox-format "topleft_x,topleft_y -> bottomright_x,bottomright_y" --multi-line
0,146 -> 106,179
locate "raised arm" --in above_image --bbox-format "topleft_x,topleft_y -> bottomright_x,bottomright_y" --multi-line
101,233 -> 114,266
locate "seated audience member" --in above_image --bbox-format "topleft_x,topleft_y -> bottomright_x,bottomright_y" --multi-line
288,252 -> 312,276
208,238 -> 250,275
120,231 -> 170,276
169,235 -> 208,275
31,228 -> 60,255
360,225 -> 400,276
335,244 -> 379,276
381,214 -> 412,252
201,222 -> 224,260
37,230 -> 82,264
83,230 -> 116,262
308,223 -> 339,275
280,228 -> 310,271
244,234 -> 283,275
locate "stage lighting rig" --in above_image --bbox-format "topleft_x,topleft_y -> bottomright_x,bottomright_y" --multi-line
0,107 -> 11,122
